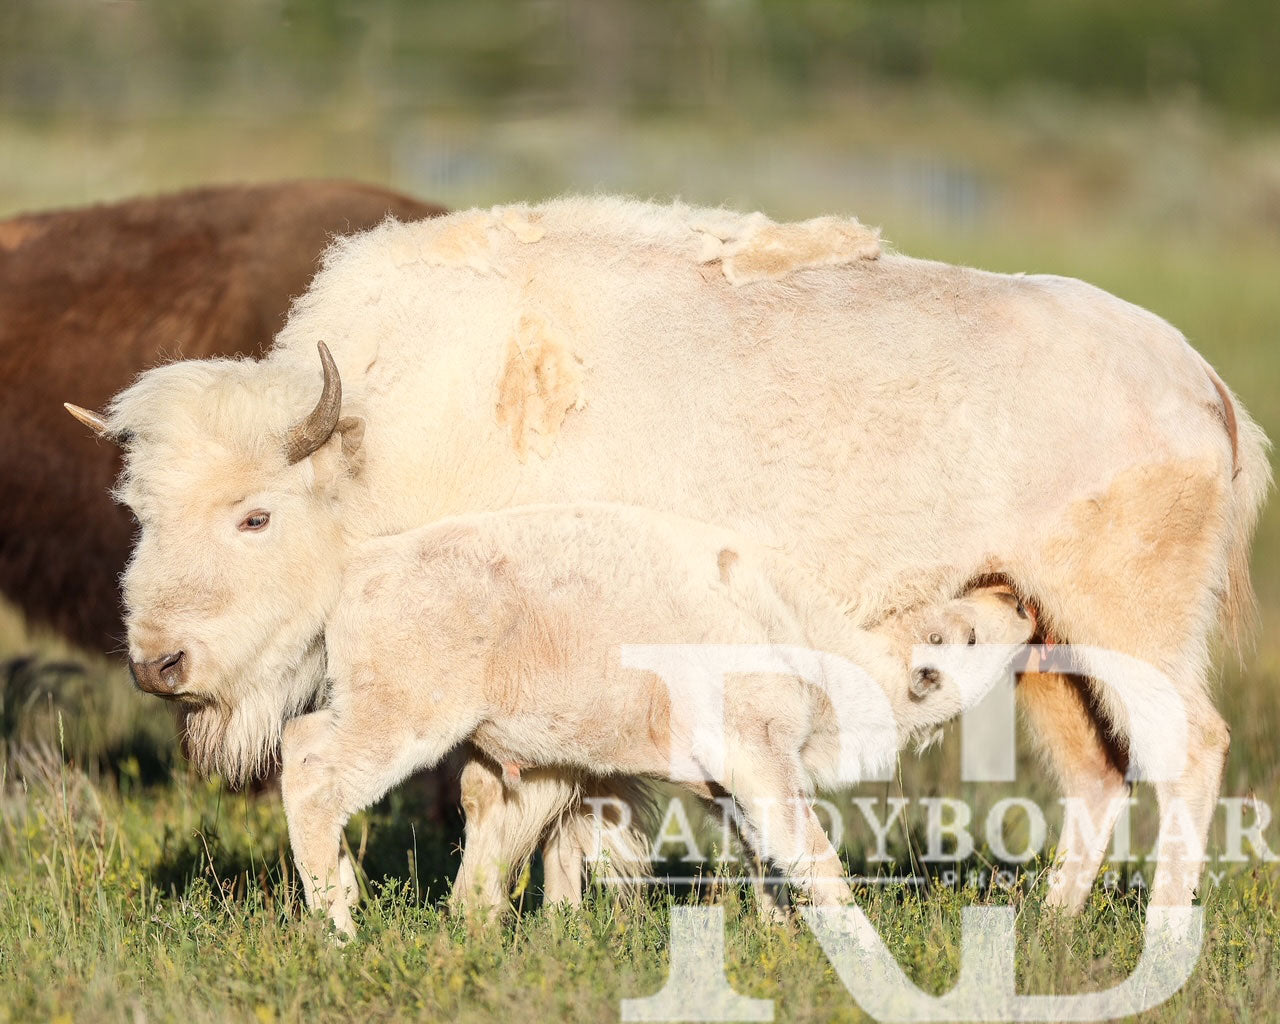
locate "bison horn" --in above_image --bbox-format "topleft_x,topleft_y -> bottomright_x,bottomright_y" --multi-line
284,341 -> 343,464
64,402 -> 110,438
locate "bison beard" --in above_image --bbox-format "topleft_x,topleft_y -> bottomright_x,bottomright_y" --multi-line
176,642 -> 329,787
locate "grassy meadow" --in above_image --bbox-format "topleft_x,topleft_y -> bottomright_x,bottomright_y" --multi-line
3,92 -> 1280,1021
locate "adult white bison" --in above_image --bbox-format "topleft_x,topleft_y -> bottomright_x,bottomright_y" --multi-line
69,197 -> 1269,911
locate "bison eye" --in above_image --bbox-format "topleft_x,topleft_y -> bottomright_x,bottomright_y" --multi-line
928,632 -> 943,645
967,627 -> 977,646
238,510 -> 271,532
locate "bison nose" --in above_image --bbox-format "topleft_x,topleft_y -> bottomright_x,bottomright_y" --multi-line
129,651 -> 186,697
909,665 -> 942,701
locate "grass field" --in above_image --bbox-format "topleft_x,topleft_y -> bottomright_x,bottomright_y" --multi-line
3,101 -> 1280,1022
2,733 -> 1279,1023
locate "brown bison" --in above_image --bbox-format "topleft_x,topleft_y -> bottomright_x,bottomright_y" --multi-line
1,181 -> 444,652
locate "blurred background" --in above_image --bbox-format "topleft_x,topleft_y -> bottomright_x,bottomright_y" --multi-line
3,0 -> 1280,230
5,0 -> 1280,241
1,0 -> 1277,890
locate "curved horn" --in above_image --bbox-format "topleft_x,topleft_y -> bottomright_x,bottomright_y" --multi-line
284,341 -> 343,464
64,402 -> 111,438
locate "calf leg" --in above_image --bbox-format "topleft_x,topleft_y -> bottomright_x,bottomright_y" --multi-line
542,822 -> 585,906
726,805 -> 792,923
281,710 -> 362,936
1019,672 -> 1131,913
452,758 -> 582,913
283,698 -> 478,936
695,782 -> 789,921
717,746 -> 852,907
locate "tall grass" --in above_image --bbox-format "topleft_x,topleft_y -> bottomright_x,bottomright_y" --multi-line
2,749 -> 1278,1022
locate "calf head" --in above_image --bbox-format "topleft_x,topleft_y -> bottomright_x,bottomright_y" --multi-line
907,587 -> 1034,703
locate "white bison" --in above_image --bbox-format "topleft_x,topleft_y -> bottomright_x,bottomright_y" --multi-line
286,501 -> 1034,935
67,197 -> 1269,912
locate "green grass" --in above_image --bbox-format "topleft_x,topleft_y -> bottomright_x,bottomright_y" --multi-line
2,758 -> 1279,1023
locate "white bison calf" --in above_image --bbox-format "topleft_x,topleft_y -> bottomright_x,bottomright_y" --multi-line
283,503 -> 1033,935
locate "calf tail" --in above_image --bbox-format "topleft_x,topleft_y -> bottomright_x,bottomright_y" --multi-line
1204,361 -> 1272,656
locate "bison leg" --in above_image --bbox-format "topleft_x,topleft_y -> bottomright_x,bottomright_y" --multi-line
454,765 -> 658,911
1022,457 -> 1236,909
1019,672 -> 1131,914
1083,673 -> 1229,909
452,757 -> 520,913
1150,707 -> 1230,907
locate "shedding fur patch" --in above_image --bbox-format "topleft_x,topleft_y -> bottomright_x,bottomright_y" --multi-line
495,313 -> 587,460
717,548 -> 738,585
423,210 -> 498,272
416,207 -> 546,272
499,207 -> 546,244
696,211 -> 880,286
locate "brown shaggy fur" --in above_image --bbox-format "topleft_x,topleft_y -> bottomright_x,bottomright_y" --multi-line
0,181 -> 444,651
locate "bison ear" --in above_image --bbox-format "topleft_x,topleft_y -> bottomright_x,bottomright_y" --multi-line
64,402 -> 112,439
308,415 -> 365,490
336,416 -> 365,468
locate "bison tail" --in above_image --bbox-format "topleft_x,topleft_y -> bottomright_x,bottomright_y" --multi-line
1208,363 -> 1273,657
